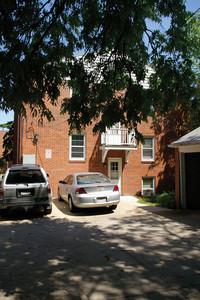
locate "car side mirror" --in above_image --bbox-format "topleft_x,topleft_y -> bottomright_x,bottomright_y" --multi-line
46,174 -> 49,178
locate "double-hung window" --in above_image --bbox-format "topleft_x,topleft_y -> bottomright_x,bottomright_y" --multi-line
70,134 -> 86,160
142,177 -> 155,196
142,137 -> 155,161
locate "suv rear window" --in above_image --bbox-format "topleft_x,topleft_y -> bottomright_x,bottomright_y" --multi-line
6,170 -> 46,184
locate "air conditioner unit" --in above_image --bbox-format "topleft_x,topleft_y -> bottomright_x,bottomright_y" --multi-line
22,154 -> 35,164
143,189 -> 153,197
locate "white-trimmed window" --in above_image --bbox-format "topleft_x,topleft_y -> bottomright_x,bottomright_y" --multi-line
70,134 -> 86,160
142,137 -> 155,161
142,177 -> 155,196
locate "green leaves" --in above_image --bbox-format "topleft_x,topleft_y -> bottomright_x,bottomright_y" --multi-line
0,121 -> 14,162
0,0 -> 199,134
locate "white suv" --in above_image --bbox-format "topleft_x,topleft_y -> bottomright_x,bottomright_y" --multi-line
0,164 -> 52,215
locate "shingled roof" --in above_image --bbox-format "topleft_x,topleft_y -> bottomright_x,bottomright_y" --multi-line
169,127 -> 200,148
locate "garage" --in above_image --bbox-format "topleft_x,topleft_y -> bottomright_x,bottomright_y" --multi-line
185,152 -> 200,208
169,127 -> 200,210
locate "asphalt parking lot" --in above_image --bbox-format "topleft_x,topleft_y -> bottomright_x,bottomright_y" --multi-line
0,196 -> 200,300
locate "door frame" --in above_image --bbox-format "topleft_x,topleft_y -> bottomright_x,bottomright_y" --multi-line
108,157 -> 122,193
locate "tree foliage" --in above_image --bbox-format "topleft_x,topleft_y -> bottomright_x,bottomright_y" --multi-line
185,11 -> 200,130
0,122 -> 14,162
0,0 -> 199,137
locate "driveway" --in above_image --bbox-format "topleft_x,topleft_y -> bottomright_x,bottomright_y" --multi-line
0,197 -> 200,299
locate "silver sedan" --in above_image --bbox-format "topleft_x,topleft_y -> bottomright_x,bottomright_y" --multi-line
58,172 -> 120,212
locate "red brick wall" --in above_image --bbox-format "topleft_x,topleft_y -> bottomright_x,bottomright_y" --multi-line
0,130 -> 6,157
0,130 -> 8,173
13,115 -> 22,165
14,87 -> 185,198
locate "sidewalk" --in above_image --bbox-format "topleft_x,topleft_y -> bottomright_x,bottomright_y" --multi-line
120,195 -> 171,210
120,195 -> 200,229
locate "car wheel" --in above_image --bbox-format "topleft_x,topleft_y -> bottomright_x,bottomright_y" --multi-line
58,189 -> 63,201
111,205 -> 117,210
0,208 -> 9,217
43,205 -> 52,215
68,196 -> 76,212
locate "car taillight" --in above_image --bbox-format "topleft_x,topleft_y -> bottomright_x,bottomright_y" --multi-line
47,185 -> 51,194
113,185 -> 119,192
75,188 -> 87,194
0,190 -> 3,197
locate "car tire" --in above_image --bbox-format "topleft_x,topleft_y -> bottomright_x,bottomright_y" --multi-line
43,205 -> 52,215
111,205 -> 117,210
58,189 -> 63,201
68,196 -> 76,212
0,208 -> 9,217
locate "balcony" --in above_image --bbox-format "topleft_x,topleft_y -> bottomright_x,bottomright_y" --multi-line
100,128 -> 137,162
101,128 -> 136,146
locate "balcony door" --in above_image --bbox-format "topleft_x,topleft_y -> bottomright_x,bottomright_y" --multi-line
108,158 -> 122,193
107,123 -> 121,145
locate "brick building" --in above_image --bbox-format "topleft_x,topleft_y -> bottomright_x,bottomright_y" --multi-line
13,85 -> 185,198
0,130 -> 8,173
0,130 -> 6,157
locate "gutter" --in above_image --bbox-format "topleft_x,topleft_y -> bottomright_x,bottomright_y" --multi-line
168,142 -> 200,148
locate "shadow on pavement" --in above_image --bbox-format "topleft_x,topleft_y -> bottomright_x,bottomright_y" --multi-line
0,207 -> 47,222
53,197 -> 115,217
0,207 -> 200,299
139,205 -> 200,229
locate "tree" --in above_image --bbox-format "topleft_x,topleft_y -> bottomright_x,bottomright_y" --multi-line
185,11 -> 200,130
0,122 -> 14,162
0,0 -> 199,138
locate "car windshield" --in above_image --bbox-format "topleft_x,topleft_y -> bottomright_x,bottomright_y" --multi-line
77,174 -> 110,185
6,170 -> 46,184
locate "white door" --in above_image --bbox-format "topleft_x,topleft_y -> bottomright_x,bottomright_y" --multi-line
108,158 -> 122,193
107,123 -> 121,145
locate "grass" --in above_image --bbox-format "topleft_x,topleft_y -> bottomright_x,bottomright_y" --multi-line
137,191 -> 176,209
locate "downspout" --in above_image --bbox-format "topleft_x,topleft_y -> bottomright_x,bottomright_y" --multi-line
26,118 -> 34,139
179,152 -> 182,207
25,119 -> 38,164
179,152 -> 186,209
17,115 -> 20,164
21,118 -> 25,163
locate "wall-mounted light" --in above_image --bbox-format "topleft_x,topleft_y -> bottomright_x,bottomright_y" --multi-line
34,133 -> 39,141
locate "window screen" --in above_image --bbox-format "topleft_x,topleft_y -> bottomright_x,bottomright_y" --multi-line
70,134 -> 85,159
142,138 -> 154,160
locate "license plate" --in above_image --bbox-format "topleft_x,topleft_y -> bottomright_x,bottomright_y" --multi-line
21,192 -> 31,196
17,188 -> 34,198
96,197 -> 107,203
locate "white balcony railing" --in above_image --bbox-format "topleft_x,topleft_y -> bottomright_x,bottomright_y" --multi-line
101,128 -> 136,146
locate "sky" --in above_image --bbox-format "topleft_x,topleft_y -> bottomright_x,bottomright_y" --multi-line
0,0 -> 199,127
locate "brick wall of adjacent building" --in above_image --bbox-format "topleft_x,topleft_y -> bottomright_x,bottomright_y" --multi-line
13,87 -> 186,198
0,130 -> 8,173
0,130 -> 6,157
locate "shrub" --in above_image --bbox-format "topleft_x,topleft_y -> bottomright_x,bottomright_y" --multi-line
150,191 -> 176,209
138,191 -> 176,209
